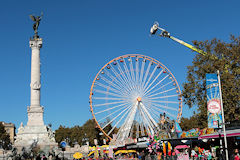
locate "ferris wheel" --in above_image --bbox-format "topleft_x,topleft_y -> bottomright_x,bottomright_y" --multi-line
89,54 -> 182,141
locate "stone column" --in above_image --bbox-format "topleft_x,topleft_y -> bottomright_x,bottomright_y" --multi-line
27,38 -> 44,126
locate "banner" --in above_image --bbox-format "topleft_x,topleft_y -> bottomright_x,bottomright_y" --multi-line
179,128 -> 215,138
206,74 -> 222,128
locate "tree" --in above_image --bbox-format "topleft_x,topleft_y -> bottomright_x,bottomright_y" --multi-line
82,119 -> 99,146
182,35 -> 240,128
70,126 -> 84,146
0,122 -> 11,150
54,119 -> 118,146
55,125 -> 70,145
179,114 -> 199,131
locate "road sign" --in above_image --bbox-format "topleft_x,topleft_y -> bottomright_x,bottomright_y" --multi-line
60,141 -> 67,148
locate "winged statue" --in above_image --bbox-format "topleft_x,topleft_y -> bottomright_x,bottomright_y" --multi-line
29,12 -> 43,37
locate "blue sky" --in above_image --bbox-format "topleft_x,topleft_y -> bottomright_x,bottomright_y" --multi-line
0,1 -> 239,130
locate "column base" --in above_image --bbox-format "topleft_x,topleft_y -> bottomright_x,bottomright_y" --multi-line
27,106 -> 44,126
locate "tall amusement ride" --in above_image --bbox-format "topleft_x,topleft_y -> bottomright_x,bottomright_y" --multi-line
89,54 -> 183,141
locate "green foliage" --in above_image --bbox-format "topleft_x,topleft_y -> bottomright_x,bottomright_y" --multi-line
82,119 -> 99,146
182,35 -> 240,128
55,125 -> 83,147
180,115 -> 200,131
0,122 -> 11,150
55,119 -> 115,146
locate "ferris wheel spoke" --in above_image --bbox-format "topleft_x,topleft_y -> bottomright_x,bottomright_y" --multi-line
123,60 -> 135,86
100,76 -> 123,92
117,103 -> 138,140
93,97 -> 126,101
135,58 -> 140,90
144,105 -> 160,121
143,69 -> 163,95
139,106 -> 154,135
141,62 -> 152,89
93,100 -> 127,107
97,102 -> 130,122
95,103 -> 128,115
139,59 -> 146,90
139,105 -> 154,133
143,74 -> 169,97
142,65 -> 158,92
127,58 -> 139,92
128,58 -> 139,93
117,61 -> 135,93
94,89 -> 128,98
129,58 -> 136,84
109,63 -> 129,90
138,113 -> 147,136
95,81 -> 124,96
140,103 -> 159,130
107,105 -> 132,135
122,60 -> 135,92
109,63 -> 132,95
141,108 -> 158,130
150,100 -> 179,104
102,104 -> 132,130
145,81 -> 174,97
151,102 -> 178,111
147,94 -> 179,100
96,82 -> 123,95
104,68 -> 129,95
151,104 -> 177,119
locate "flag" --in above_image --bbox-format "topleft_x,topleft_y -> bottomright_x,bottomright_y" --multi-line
206,73 -> 222,128
175,121 -> 182,133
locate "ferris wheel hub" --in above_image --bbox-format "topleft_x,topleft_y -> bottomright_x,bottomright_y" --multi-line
137,97 -> 142,102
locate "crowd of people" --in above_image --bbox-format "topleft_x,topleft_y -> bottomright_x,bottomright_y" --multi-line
72,147 -> 240,160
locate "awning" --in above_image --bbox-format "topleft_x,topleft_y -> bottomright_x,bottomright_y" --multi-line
126,141 -> 148,149
198,129 -> 240,139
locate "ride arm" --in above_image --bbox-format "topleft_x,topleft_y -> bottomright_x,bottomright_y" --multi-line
169,36 -> 207,56
150,22 -> 230,72
150,22 -> 207,56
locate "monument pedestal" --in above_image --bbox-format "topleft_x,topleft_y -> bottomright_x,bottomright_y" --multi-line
14,38 -> 57,150
14,123 -> 57,149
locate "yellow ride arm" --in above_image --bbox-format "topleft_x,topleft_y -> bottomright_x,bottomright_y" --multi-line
169,36 -> 207,56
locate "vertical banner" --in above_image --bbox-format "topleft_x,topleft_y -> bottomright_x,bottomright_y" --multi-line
206,74 -> 222,128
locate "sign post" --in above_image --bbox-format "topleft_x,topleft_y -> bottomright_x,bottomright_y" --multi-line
217,70 -> 228,160
206,72 -> 228,160
60,141 -> 67,160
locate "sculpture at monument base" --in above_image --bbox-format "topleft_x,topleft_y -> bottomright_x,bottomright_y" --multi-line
14,123 -> 57,150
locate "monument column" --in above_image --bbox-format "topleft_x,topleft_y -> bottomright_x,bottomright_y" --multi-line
27,38 -> 44,126
15,14 -> 57,150
30,39 -> 42,107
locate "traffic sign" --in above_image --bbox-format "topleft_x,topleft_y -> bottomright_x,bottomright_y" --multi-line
60,141 -> 67,148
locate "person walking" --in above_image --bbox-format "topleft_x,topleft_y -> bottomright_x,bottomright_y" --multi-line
232,149 -> 240,160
